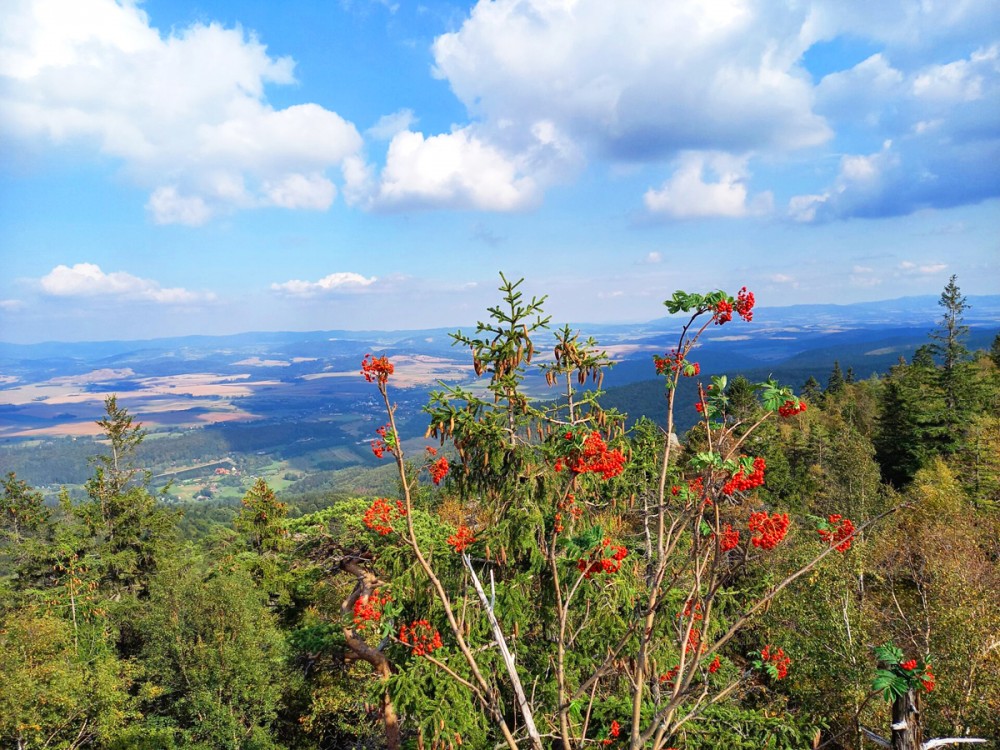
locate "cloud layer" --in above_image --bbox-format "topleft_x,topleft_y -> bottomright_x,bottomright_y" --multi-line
271,272 -> 378,297
0,0 -> 362,224
1,0 -> 997,222
39,263 -> 213,303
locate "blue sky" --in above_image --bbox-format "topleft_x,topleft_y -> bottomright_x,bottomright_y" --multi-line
0,0 -> 997,343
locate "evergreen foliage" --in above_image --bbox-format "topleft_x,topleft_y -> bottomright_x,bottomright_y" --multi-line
1,276 -> 998,750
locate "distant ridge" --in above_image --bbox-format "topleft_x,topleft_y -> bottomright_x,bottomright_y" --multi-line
2,294 -> 998,355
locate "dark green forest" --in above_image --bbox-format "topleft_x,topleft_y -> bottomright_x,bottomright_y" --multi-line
2,277 -> 999,750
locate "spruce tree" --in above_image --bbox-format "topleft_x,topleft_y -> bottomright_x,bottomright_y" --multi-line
826,360 -> 845,394
928,274 -> 971,415
801,376 -> 821,402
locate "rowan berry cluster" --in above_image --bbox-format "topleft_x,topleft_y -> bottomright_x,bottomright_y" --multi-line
921,665 -> 936,692
778,399 -> 807,417
558,493 -> 584,520
353,589 -> 391,630
671,476 -> 706,506
713,299 -> 733,325
735,287 -> 755,321
722,456 -> 766,495
761,645 -> 791,680
555,431 -> 627,480
428,455 -> 449,485
446,524 -> 475,553
361,353 -> 394,385
897,655 -> 935,692
577,538 -> 628,578
708,654 -> 721,673
685,626 -> 703,654
654,350 -> 699,377
399,620 -> 443,656
748,511 -> 790,550
601,720 -> 621,745
363,498 -> 407,536
659,667 -> 678,687
718,523 -> 740,552
817,514 -> 856,552
370,423 -> 395,458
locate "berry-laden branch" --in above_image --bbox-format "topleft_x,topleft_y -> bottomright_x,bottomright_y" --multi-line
354,276 -> 902,750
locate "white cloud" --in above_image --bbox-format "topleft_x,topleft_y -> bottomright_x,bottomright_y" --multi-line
370,128 -> 541,211
262,173 -> 336,210
898,261 -> 947,275
147,187 -> 212,227
644,152 -> 772,219
912,56 -> 985,102
638,251 -> 662,265
366,109 -> 417,141
789,141 -> 902,221
0,299 -> 25,311
432,0 -> 831,161
271,272 -> 378,297
770,274 -> 796,283
38,263 -> 213,303
804,40 -> 1000,220
0,0 -> 363,223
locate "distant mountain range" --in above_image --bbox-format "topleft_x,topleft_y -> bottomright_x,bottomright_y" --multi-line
1,294 -> 997,442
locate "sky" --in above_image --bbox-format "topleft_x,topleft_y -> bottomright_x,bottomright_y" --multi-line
0,0 -> 998,344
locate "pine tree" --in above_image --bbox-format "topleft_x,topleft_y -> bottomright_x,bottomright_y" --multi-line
801,376 -> 821,402
928,274 -> 971,414
989,332 -> 1000,369
81,396 -> 177,598
874,379 -> 926,487
826,361 -> 845,394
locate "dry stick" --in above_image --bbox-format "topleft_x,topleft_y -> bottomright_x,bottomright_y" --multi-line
550,533 -> 574,749
463,553 -> 544,750
651,675 -> 743,749
421,652 -> 486,699
581,675 -> 601,744
380,383 -> 523,750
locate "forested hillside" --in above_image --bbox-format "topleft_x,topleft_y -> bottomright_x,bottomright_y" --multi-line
2,277 -> 998,750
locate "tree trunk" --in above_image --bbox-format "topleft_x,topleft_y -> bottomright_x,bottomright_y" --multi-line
891,688 -> 922,750
340,560 -> 401,750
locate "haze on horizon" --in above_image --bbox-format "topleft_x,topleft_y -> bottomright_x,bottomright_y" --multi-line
1,0 -> 998,345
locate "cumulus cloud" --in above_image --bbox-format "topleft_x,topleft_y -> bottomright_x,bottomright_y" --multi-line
38,263 -> 213,303
0,0 -> 363,224
796,42 -> 1000,221
271,272 -> 378,297
366,127 -> 542,211
433,0 -> 830,161
424,0 -> 997,219
638,252 -> 662,265
645,153 -> 773,219
789,140 -> 903,221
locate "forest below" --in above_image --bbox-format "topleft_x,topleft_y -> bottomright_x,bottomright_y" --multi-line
1,277 -> 998,750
